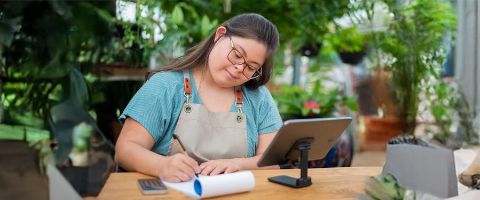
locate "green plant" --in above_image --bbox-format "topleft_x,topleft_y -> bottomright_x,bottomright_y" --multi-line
383,0 -> 457,134
0,1 -> 120,175
422,80 -> 457,144
351,0 -> 456,134
364,173 -> 405,200
421,80 -> 478,146
273,79 -> 357,119
325,26 -> 367,53
72,122 -> 93,153
120,0 -> 219,65
1,1 -> 116,127
144,0 -> 354,77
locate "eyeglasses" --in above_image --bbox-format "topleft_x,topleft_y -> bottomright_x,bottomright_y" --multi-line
227,36 -> 262,79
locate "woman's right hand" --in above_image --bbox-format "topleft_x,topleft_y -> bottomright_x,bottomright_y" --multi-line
157,153 -> 199,182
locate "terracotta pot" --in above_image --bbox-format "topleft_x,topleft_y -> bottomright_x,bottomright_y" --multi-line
360,116 -> 403,151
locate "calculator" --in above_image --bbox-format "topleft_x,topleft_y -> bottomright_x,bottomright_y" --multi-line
137,178 -> 167,195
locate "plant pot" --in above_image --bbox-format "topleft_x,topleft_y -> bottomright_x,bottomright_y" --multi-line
360,115 -> 403,151
0,140 -> 49,200
59,149 -> 115,196
300,42 -> 322,57
69,151 -> 88,166
338,51 -> 365,65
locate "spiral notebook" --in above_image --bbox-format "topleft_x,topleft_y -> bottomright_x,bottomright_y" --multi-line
162,171 -> 255,199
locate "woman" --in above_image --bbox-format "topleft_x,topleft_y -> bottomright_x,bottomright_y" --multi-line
115,13 -> 282,182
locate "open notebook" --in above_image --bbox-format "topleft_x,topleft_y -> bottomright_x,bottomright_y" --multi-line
162,171 -> 255,199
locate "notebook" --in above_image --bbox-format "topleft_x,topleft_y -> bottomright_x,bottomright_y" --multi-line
162,171 -> 255,199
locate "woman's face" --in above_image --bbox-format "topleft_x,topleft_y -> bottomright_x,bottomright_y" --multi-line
207,33 -> 267,88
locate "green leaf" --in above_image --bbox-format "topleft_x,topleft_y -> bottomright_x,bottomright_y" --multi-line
0,124 -> 50,145
300,108 -> 310,117
172,5 -> 184,25
200,15 -> 211,37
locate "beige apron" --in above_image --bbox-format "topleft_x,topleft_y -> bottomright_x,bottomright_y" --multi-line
168,71 -> 248,163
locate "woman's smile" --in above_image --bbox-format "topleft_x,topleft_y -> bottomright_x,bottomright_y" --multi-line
225,69 -> 240,80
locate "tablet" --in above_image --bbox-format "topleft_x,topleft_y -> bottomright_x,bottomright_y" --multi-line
257,117 -> 352,167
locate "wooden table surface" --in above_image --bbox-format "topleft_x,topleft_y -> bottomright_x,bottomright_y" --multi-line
96,167 -> 382,200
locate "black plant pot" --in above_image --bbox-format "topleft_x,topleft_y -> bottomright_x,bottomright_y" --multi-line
338,51 -> 365,65
301,42 -> 323,57
59,150 -> 115,196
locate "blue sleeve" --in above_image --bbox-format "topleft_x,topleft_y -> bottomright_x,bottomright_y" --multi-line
257,87 -> 283,134
119,74 -> 173,143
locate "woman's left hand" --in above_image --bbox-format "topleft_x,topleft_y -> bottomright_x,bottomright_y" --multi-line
199,159 -> 242,176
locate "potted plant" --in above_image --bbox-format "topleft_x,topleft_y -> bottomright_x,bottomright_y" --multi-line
343,0 -> 457,149
378,0 -> 457,135
355,0 -> 455,134
300,42 -> 323,58
273,80 -> 357,120
326,26 -> 367,65
1,1 -> 119,196
272,79 -> 357,167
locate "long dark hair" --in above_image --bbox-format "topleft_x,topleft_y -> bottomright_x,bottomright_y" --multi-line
147,13 -> 279,89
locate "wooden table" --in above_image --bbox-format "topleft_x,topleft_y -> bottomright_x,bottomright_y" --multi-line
97,167 -> 382,199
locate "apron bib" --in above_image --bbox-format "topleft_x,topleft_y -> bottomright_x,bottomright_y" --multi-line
168,71 -> 248,163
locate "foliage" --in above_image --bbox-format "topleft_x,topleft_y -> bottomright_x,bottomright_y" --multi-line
422,80 -> 478,145
0,0 -> 117,127
351,0 -> 457,134
137,0 -> 354,78
420,80 -> 458,144
122,0 -> 220,64
384,0 -> 457,133
0,0 -> 355,132
0,123 -> 50,144
240,0 -> 352,52
157,0 -> 352,51
364,173 -> 405,200
325,26 -> 367,53
273,79 -> 357,119
72,122 -> 93,153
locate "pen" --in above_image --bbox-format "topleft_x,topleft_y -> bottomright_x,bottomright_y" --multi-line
172,134 -> 199,177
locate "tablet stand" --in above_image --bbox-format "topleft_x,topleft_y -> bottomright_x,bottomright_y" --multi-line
268,137 -> 314,188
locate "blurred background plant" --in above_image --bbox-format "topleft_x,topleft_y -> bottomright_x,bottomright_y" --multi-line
1,1 -> 115,127
324,26 -> 367,65
327,27 -> 367,53
68,122 -> 93,167
273,78 -> 357,120
381,0 -> 456,135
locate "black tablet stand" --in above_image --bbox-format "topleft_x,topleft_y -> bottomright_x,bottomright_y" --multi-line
268,137 -> 314,188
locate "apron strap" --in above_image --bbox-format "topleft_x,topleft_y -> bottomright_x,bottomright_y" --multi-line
183,71 -> 192,113
235,86 -> 244,117
183,71 -> 192,96
235,86 -> 243,113
235,86 -> 243,105
183,70 -> 244,116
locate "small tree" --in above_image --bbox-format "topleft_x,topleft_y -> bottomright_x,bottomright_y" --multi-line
382,0 -> 457,134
